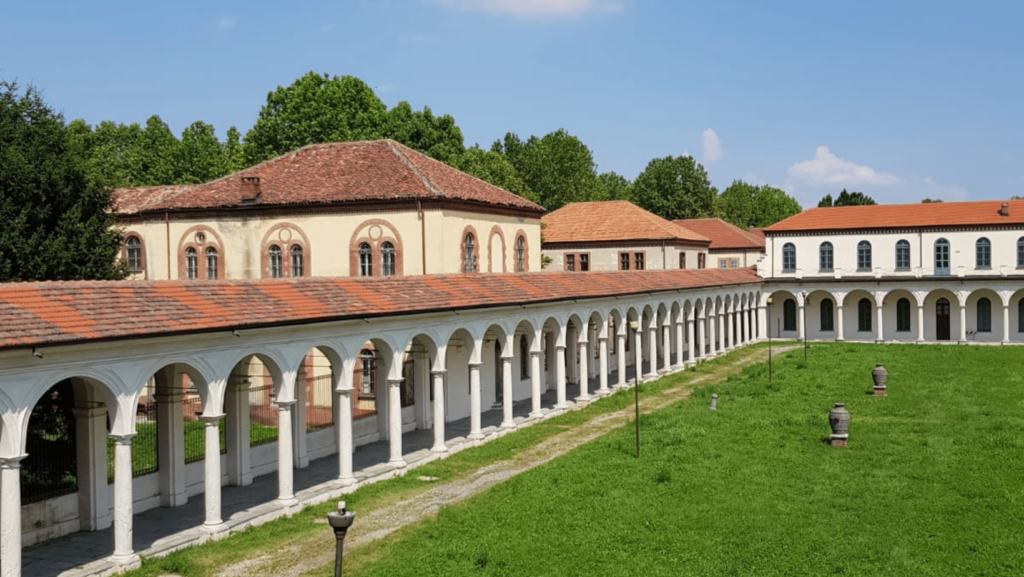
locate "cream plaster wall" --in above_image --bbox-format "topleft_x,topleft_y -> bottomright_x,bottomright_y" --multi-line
544,245 -> 708,272
433,209 -> 541,274
710,249 -> 764,269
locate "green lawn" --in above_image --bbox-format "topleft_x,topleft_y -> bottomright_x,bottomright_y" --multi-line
346,344 -> 1024,577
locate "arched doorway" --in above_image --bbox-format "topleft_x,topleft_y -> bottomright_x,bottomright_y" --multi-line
936,298 -> 951,341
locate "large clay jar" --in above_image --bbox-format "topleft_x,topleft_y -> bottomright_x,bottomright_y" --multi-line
829,403 -> 850,441
872,364 -> 888,393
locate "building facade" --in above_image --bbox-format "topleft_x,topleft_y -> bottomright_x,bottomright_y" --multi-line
673,218 -> 765,269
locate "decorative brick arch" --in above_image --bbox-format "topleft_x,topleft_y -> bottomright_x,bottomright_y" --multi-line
177,225 -> 225,280
513,229 -> 530,273
487,226 -> 507,273
348,219 -> 404,277
260,222 -> 312,279
461,225 -> 480,273
122,230 -> 147,277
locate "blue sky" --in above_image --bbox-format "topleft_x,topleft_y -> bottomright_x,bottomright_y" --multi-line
3,0 -> 1022,207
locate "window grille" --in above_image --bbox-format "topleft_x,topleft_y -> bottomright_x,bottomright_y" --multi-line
359,242 -> 372,277
782,243 -> 796,271
976,238 -> 991,268
895,240 -> 910,270
783,299 -> 796,331
820,299 -> 834,331
977,297 -> 992,332
516,236 -> 526,272
857,241 -> 872,270
205,247 -> 218,279
126,236 -> 142,271
269,245 -> 282,278
186,247 -> 198,279
381,242 -> 395,276
858,298 -> 872,332
819,242 -> 833,271
291,245 -> 304,277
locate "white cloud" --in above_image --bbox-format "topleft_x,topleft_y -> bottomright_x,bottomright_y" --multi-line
680,150 -> 691,158
430,0 -> 622,17
701,128 -> 722,163
786,146 -> 898,188
744,173 -> 766,185
216,16 -> 236,32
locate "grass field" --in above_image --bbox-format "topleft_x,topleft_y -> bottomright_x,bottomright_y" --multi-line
344,343 -> 1024,576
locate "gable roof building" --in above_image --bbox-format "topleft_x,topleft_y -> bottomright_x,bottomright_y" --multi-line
672,218 -> 765,269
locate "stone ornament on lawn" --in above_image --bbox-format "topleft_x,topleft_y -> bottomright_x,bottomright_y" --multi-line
872,364 -> 888,396
828,403 -> 850,447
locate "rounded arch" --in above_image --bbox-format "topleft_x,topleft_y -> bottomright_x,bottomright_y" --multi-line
461,225 -> 480,273
348,218 -> 405,277
260,222 -> 312,279
487,226 -> 507,273
513,229 -> 530,273
966,287 -> 1001,342
177,224 -> 226,280
20,372 -> 128,451
923,288 -> 961,342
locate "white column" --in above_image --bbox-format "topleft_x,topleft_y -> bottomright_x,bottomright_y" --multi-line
0,456 -> 25,577
224,380 -> 252,487
501,357 -> 515,427
633,326 -> 643,383
293,372 -> 308,469
660,323 -> 671,372
598,336 -> 610,393
727,311 -> 735,349
876,305 -> 884,343
917,305 -> 925,343
336,387 -> 355,485
836,306 -> 845,341
646,325 -> 658,379
696,316 -> 705,358
554,346 -> 568,409
577,340 -> 590,402
201,415 -> 227,532
797,305 -> 805,341
276,401 -> 297,506
758,305 -> 767,341
686,319 -> 695,365
1002,305 -> 1010,344
616,333 -> 627,388
431,370 -> 448,453
469,362 -> 484,438
387,378 -> 407,467
959,304 -> 968,343
719,312 -> 726,350
110,434 -> 139,566
674,320 -> 684,369
529,352 -> 543,417
708,314 -> 717,356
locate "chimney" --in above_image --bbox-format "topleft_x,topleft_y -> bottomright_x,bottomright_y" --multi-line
1000,202 -> 1009,217
240,176 -> 261,203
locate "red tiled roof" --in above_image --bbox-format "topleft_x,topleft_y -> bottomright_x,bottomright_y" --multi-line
113,140 -> 544,215
673,218 -> 765,250
0,268 -> 759,350
542,201 -> 710,245
764,200 -> 1024,233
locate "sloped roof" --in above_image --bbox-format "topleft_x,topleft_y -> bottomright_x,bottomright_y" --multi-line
673,218 -> 765,250
765,200 -> 1024,233
113,140 -> 544,215
542,201 -> 709,245
0,268 -> 759,351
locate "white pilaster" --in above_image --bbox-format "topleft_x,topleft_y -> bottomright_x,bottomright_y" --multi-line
501,357 -> 515,428
110,434 -> 139,566
431,370 -> 448,453
633,326 -> 643,383
660,323 -> 671,372
708,314 -> 717,357
201,415 -> 227,533
0,456 -> 25,577
674,319 -> 684,369
293,370 -> 308,469
758,305 -> 767,342
468,362 -> 484,439
74,405 -> 113,529
646,325 -> 658,379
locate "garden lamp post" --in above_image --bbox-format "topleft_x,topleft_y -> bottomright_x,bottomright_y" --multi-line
766,296 -> 773,381
629,319 -> 641,458
327,501 -> 355,577
802,291 -> 809,361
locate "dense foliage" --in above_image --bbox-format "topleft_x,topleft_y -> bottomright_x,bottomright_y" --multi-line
718,180 -> 801,228
630,155 -> 717,220
493,129 -> 601,211
818,189 -> 877,207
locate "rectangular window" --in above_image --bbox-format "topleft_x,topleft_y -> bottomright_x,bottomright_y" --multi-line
619,252 -> 630,270
730,258 -> 739,268
698,253 -> 706,269
565,254 -> 575,271
634,252 -> 645,270
719,259 -> 728,269
579,253 -> 589,271
679,253 -> 686,269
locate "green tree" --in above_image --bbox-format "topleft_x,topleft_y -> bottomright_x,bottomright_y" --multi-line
176,120 -> 228,184
452,146 -> 534,201
493,129 -> 600,210
244,72 -> 388,165
818,189 -> 877,207
596,171 -> 632,201
0,81 -> 127,281
921,198 -> 944,203
718,180 -> 801,228
383,102 -> 465,164
630,155 -> 717,220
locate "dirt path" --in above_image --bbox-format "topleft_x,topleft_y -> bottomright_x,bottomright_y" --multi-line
214,346 -> 794,577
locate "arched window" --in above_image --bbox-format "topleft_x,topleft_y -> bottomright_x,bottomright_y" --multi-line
857,241 -> 872,270
896,298 -> 911,332
269,245 -> 282,278
464,233 -> 477,273
519,334 -> 529,377
1018,238 -> 1024,268
125,236 -> 143,272
935,238 -> 950,275
977,297 -> 992,332
1019,298 -> 1024,332
976,238 -> 991,268
359,242 -> 372,277
516,236 -> 526,272
205,247 -> 218,280
185,247 -> 198,280
359,349 -> 376,396
782,243 -> 796,272
820,298 -> 834,331
290,245 -> 304,277
895,240 -> 911,270
381,242 -> 395,276
783,299 -> 796,331
819,242 -> 833,271
858,298 -> 872,332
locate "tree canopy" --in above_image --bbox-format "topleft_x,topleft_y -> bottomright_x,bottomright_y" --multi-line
596,171 -> 632,202
818,189 -> 877,207
451,145 -> 534,201
0,82 -> 127,281
383,102 -> 465,165
718,180 -> 801,228
493,129 -> 600,211
630,155 -> 717,220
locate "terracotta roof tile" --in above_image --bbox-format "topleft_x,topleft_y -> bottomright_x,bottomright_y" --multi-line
113,140 -> 543,215
542,201 -> 710,245
0,269 -> 760,350
672,218 -> 765,250
765,200 -> 1024,233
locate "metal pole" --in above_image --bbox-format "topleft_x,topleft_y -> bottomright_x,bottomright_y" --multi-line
334,535 -> 344,577
768,307 -> 772,382
634,370 -> 640,458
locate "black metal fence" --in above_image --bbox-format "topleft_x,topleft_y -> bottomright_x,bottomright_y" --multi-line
22,382 -> 78,505
305,374 -> 334,432
132,400 -> 159,477
249,384 -> 278,446
183,394 -> 226,463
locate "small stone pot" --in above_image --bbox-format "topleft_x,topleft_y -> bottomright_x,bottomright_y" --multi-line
828,403 -> 850,447
872,364 -> 888,396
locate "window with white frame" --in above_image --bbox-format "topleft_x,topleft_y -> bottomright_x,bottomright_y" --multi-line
185,247 -> 198,280
895,240 -> 911,270
976,238 -> 991,269
819,242 -> 833,271
935,238 -> 950,274
359,242 -> 372,277
782,243 -> 796,272
269,245 -> 282,278
857,241 -> 872,270
205,247 -> 218,279
290,245 -> 304,277
381,242 -> 395,276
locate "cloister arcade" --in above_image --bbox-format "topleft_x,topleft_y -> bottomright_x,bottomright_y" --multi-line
0,277 -> 762,576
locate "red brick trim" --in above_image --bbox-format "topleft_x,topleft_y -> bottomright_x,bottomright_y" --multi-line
461,225 -> 480,273
513,230 -> 529,273
487,226 -> 507,273
260,223 -> 312,279
348,219 -> 404,277
122,231 -> 147,278
177,225 -> 225,280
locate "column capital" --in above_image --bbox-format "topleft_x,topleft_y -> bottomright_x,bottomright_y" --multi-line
275,399 -> 297,408
468,361 -> 483,368
597,334 -> 608,342
0,455 -> 27,469
387,377 -> 404,387
199,413 -> 226,422
501,354 -> 515,362
530,350 -> 542,357
577,338 -> 589,346
109,433 -> 137,445
336,387 -> 354,397
430,369 -> 448,376
555,344 -> 566,351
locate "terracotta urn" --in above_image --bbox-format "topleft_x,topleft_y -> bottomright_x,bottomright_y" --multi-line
872,364 -> 888,396
828,402 -> 850,447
